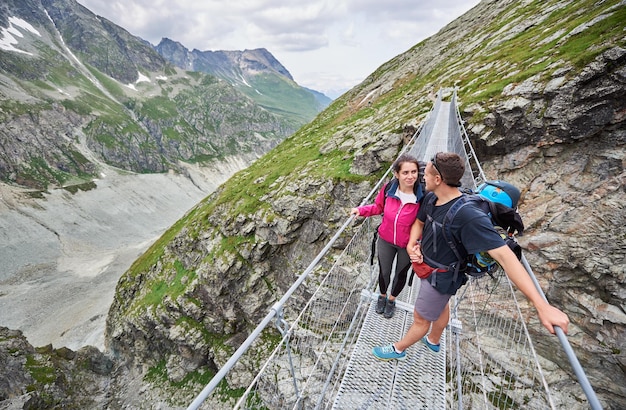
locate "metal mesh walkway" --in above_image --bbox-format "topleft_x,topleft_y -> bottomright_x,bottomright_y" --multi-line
331,94 -> 457,410
410,97 -> 475,188
333,283 -> 446,409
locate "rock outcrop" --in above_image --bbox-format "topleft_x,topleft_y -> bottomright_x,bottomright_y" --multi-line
0,327 -> 113,408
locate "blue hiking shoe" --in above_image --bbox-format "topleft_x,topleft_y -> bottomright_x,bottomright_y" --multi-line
372,344 -> 406,361
421,336 -> 440,353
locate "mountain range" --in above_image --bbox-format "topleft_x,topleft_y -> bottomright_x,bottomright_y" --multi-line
0,0 -> 329,190
155,39 -> 331,124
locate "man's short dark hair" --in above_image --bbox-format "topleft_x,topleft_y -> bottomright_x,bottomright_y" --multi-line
433,152 -> 464,187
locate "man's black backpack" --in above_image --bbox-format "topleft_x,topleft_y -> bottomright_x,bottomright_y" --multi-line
422,180 -> 525,279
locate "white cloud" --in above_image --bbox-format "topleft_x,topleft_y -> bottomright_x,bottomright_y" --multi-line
77,0 -> 480,98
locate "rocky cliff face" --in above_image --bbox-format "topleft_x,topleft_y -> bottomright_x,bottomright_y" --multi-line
1,0 -> 625,408
0,327 -> 113,408
40,0 -> 167,84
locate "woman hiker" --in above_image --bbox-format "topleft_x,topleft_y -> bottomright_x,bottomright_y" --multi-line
351,153 -> 424,318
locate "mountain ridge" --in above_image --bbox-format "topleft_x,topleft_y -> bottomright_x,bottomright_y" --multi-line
155,38 -> 331,124
156,38 -> 293,81
0,0 -> 327,190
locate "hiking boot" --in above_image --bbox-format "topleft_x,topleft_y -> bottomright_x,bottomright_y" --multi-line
372,344 -> 406,361
375,295 -> 386,314
383,299 -> 396,318
421,336 -> 440,353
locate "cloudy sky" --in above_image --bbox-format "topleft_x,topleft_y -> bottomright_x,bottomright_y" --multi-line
77,0 -> 480,98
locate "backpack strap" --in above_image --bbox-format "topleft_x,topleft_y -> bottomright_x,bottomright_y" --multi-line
439,194 -> 475,285
424,193 -> 485,285
420,193 -> 468,287
370,229 -> 378,266
369,179 -> 396,267
442,195 -> 471,263
422,253 -> 454,290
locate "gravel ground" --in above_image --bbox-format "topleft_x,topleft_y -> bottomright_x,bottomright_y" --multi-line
0,159 -> 248,351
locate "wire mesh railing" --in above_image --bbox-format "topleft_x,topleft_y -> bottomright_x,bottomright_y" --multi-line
234,216 -> 377,409
446,88 -> 601,410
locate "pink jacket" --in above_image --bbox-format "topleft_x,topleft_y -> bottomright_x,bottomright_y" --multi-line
357,181 -> 421,248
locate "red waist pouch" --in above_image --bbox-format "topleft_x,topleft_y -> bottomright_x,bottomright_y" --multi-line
412,262 -> 436,279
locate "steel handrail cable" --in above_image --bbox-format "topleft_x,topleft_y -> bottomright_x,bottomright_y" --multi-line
521,255 -> 603,410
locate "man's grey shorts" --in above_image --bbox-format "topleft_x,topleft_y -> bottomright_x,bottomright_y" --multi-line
414,278 -> 451,321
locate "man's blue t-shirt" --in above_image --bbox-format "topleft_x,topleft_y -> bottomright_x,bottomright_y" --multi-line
417,192 -> 505,294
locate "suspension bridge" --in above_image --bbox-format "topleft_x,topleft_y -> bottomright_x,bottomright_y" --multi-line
187,90 -> 601,409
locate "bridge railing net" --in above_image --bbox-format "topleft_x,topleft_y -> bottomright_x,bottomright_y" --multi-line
229,216 -> 380,409
223,238 -> 566,409
446,271 -> 561,409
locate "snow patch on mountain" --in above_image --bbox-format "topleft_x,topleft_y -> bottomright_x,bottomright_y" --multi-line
0,16 -> 41,54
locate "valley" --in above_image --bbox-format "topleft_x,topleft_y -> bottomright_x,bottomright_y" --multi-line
0,157 -> 250,350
